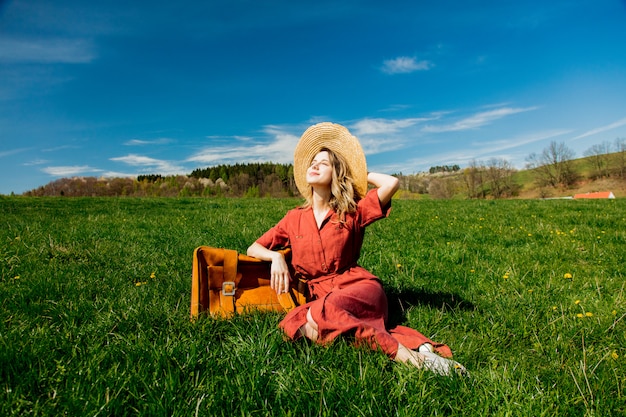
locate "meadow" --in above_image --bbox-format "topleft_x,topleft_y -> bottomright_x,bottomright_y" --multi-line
1,196 -> 624,416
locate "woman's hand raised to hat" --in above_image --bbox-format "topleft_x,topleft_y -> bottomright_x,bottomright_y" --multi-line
247,242 -> 291,294
367,172 -> 399,207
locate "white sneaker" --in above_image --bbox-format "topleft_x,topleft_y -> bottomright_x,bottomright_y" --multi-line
420,351 -> 467,376
418,343 -> 434,353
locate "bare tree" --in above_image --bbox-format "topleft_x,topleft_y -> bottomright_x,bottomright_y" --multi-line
463,159 -> 484,199
526,141 -> 578,188
428,177 -> 456,199
614,137 -> 626,179
486,158 -> 517,198
583,141 -> 611,179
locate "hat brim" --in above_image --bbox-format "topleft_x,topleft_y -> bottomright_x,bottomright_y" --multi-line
293,122 -> 368,198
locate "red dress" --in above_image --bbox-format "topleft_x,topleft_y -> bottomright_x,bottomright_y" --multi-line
256,189 -> 452,358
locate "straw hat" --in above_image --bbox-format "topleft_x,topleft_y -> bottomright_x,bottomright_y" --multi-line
293,122 -> 368,198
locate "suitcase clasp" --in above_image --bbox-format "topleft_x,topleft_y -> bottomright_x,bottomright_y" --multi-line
222,281 -> 236,296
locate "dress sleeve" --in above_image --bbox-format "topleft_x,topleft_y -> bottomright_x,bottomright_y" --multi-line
255,213 -> 291,250
357,188 -> 392,227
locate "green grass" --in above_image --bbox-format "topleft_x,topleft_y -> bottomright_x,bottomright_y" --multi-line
1,196 -> 625,416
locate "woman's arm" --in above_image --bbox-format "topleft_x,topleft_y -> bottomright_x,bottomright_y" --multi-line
247,242 -> 279,261
247,242 -> 291,294
367,172 -> 399,207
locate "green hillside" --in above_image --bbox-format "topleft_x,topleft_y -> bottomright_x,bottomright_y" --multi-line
22,150 -> 626,199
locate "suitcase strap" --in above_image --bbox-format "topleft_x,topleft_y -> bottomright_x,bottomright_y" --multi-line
220,249 -> 239,314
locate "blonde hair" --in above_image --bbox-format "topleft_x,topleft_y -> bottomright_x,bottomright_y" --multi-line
302,147 -> 361,221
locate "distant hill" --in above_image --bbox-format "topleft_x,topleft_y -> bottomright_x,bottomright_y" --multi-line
393,151 -> 625,199
24,162 -> 298,198
513,152 -> 625,198
22,152 -> 625,198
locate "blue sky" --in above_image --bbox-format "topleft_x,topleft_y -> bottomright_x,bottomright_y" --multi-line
1,0 -> 626,195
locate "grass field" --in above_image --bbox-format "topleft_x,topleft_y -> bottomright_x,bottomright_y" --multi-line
1,196 -> 625,416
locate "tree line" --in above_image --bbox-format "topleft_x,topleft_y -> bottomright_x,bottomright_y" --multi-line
23,137 -> 625,198
526,138 -> 626,196
25,163 -> 298,198
394,157 -> 519,199
428,165 -> 461,174
395,137 -> 626,199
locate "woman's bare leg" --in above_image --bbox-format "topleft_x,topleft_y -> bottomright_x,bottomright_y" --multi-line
298,308 -> 319,341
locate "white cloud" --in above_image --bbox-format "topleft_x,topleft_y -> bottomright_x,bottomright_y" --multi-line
205,135 -> 254,142
572,116 -> 626,140
42,145 -> 81,152
348,117 -> 440,155
380,104 -> 412,112
110,154 -> 184,175
350,117 -> 433,136
42,165 -> 100,177
422,107 -> 537,133
374,128 -> 571,175
471,129 -> 571,154
219,117 -> 438,161
381,56 -> 433,74
187,128 -> 298,165
23,159 -> 49,166
0,37 -> 96,63
124,138 -> 175,146
0,148 -> 31,158
100,171 -> 137,178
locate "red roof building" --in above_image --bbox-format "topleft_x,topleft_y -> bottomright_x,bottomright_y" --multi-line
573,191 -> 615,199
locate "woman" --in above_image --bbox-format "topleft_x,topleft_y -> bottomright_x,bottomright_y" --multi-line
247,122 -> 465,376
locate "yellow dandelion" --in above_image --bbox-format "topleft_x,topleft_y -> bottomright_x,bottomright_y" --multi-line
613,310 -> 617,316
14,275 -> 20,280
563,273 -> 573,279
528,289 -> 533,293
585,312 -> 593,317
577,313 -> 584,318
396,263 -> 402,268
150,272 -> 156,279
575,300 -> 581,305
611,351 -> 619,360
135,282 -> 142,287
528,233 -> 532,237
470,269 -> 475,273
552,306 -> 558,311
503,275 -> 509,279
